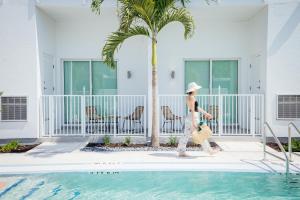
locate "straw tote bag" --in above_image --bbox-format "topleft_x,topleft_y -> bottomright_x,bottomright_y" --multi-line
192,123 -> 212,145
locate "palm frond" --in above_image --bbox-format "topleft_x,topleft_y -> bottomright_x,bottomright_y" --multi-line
91,0 -> 104,15
157,8 -> 195,39
118,0 -> 138,31
154,0 -> 175,20
131,0 -> 155,31
178,0 -> 190,7
102,26 -> 150,68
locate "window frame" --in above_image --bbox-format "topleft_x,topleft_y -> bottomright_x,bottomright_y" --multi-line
61,59 -> 118,95
183,58 -> 240,94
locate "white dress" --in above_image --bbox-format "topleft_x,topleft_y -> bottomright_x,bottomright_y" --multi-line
177,109 -> 212,153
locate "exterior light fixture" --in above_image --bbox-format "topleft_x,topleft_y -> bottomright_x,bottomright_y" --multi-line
127,71 -> 132,79
171,70 -> 175,79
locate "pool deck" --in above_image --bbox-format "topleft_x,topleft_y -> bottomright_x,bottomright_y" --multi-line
0,141 -> 300,174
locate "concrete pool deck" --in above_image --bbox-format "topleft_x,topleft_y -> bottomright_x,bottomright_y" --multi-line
0,141 -> 300,174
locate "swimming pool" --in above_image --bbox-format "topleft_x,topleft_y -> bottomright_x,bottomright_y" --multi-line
0,171 -> 299,200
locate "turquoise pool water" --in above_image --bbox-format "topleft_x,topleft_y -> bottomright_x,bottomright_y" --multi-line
0,171 -> 300,200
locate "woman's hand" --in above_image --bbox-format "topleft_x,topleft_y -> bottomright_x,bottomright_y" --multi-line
204,113 -> 213,120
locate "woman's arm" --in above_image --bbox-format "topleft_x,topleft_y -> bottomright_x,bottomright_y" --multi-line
197,107 -> 213,120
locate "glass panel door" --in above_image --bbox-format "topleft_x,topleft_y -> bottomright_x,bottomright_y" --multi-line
91,61 -> 117,116
185,59 -> 238,125
63,60 -> 117,123
212,60 -> 238,94
64,61 -> 72,95
92,61 -> 117,95
63,61 -> 90,124
185,60 -> 210,95
212,60 -> 238,124
72,61 -> 90,95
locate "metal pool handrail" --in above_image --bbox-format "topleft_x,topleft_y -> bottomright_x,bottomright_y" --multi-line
263,122 -> 289,174
288,122 -> 300,161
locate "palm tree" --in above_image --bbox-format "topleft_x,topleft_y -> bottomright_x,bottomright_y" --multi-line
91,0 -> 195,147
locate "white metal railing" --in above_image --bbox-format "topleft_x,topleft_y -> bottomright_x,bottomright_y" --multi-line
159,94 -> 264,136
263,122 -> 289,174
41,94 -> 264,137
41,95 -> 146,137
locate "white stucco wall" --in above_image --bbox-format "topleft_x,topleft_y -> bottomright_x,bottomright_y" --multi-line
0,0 -> 39,138
266,1 -> 300,137
54,10 -> 149,95
249,6 -> 268,94
36,7 -> 56,94
157,18 -> 252,94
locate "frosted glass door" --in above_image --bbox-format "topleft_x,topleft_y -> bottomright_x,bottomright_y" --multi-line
212,60 -> 238,124
91,61 -> 117,116
92,61 -> 117,95
64,61 -> 90,123
212,60 -> 238,94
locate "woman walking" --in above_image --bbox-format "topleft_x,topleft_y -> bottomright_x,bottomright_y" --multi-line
177,82 -> 219,157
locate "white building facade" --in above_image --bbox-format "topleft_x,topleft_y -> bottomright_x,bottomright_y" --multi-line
0,0 -> 299,139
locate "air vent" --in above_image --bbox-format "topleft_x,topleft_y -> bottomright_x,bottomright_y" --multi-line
277,95 -> 300,120
1,96 -> 27,121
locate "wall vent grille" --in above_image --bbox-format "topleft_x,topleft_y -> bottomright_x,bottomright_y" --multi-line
1,96 -> 27,121
277,95 -> 300,120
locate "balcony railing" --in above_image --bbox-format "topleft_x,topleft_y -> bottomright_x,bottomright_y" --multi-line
40,94 -> 264,137
40,95 -> 147,137
159,94 -> 264,136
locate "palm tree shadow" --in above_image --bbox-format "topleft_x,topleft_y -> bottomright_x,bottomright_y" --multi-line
269,3 -> 300,56
149,152 -> 208,159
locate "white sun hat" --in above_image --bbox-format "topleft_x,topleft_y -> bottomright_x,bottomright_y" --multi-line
186,82 -> 202,93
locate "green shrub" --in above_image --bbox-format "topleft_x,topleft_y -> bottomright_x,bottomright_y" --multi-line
168,136 -> 177,146
103,135 -> 110,146
124,136 -> 131,146
0,140 -> 20,152
283,139 -> 300,152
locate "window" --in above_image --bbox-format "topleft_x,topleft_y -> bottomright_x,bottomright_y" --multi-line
185,59 -> 238,123
185,59 -> 238,94
1,96 -> 27,121
63,60 -> 117,95
63,60 -> 117,123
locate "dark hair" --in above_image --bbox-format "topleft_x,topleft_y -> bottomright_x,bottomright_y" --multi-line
187,91 -> 193,95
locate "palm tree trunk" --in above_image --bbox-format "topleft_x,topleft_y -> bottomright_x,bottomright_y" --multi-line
151,37 -> 159,147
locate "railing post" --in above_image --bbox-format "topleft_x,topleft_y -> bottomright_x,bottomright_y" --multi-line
218,94 -> 223,136
49,96 -> 54,137
81,95 -> 86,136
114,96 -> 116,138
250,95 -> 255,137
